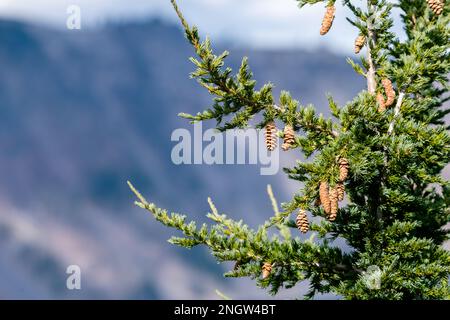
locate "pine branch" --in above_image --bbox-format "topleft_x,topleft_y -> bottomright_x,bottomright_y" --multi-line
266,185 -> 292,240
128,180 -> 355,294
170,0 -> 273,131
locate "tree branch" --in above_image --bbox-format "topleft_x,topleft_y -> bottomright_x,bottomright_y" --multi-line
387,92 -> 405,135
366,3 -> 377,94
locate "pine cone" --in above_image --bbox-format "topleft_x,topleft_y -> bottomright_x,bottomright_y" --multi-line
427,0 -> 445,15
281,125 -> 295,151
377,92 -> 386,112
382,78 -> 396,107
329,187 -> 339,221
354,35 -> 366,54
262,262 -> 272,279
320,5 -> 336,35
339,157 -> 349,182
296,209 -> 309,233
319,181 -> 331,215
337,182 -> 345,201
265,122 -> 277,151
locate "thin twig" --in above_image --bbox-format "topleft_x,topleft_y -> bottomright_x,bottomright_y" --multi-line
170,0 -> 190,36
215,289 -> 232,300
267,185 -> 280,216
387,92 -> 405,135
207,197 -> 219,216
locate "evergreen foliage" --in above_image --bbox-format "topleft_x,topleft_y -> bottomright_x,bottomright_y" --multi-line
129,0 -> 450,299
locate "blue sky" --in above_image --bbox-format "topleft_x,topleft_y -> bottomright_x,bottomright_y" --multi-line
0,0 -> 403,54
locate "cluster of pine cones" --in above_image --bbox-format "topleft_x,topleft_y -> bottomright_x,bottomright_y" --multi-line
319,157 -> 349,221
265,122 -> 296,151
294,158 -> 350,235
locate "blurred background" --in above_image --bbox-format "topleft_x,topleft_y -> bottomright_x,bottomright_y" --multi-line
0,0 -> 411,299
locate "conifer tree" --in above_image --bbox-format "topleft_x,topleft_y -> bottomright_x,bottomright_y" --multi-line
129,0 -> 450,299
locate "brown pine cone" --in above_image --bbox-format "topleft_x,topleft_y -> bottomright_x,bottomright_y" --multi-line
296,209 -> 309,233
377,92 -> 386,112
382,78 -> 396,107
262,262 -> 272,279
281,125 -> 295,151
337,182 -> 345,201
319,181 -> 331,215
320,5 -> 336,35
329,187 -> 339,221
427,0 -> 445,15
265,121 -> 277,151
339,157 -> 349,182
354,35 -> 366,54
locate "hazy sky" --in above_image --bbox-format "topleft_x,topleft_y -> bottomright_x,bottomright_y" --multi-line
0,0 -> 403,54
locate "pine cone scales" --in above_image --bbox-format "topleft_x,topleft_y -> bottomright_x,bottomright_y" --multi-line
320,5 -> 336,35
382,78 -> 396,107
296,209 -> 309,233
282,125 -> 295,151
337,182 -> 345,201
262,262 -> 272,279
354,35 -> 365,54
329,187 -> 339,221
338,158 -> 349,182
265,122 -> 277,151
319,181 -> 331,214
427,0 -> 445,15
